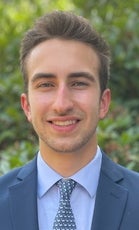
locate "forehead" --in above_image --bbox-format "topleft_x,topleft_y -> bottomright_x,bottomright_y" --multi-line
26,38 -> 100,79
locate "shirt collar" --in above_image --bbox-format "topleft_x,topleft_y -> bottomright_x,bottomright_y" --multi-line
37,146 -> 102,198
71,146 -> 102,197
37,153 -> 61,198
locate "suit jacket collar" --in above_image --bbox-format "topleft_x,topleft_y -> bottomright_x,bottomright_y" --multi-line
91,152 -> 128,230
9,157 -> 39,230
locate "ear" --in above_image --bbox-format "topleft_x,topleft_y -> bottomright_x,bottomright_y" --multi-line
21,93 -> 32,122
99,88 -> 111,119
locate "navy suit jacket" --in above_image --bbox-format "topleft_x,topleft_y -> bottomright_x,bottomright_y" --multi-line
1,152 -> 139,230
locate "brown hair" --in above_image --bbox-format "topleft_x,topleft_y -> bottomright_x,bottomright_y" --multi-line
20,10 -> 111,93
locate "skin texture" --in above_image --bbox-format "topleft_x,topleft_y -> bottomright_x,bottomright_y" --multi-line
21,39 -> 111,177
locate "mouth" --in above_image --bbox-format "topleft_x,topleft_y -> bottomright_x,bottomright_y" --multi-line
51,120 -> 77,126
47,116 -> 81,131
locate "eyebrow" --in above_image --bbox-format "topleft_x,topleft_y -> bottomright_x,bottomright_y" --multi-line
31,73 -> 55,83
68,72 -> 96,82
31,71 -> 96,83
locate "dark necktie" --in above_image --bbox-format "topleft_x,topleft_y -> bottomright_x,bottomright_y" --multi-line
53,178 -> 77,229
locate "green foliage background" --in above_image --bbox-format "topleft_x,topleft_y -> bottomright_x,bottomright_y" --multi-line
0,0 -> 139,175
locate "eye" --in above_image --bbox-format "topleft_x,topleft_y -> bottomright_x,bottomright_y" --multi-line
38,82 -> 55,88
71,81 -> 89,88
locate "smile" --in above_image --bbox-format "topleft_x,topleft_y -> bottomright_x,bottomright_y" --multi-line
52,120 -> 77,126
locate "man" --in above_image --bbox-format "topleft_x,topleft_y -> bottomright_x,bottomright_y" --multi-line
0,10 -> 139,230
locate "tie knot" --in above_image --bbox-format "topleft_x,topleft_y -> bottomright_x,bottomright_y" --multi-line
57,179 -> 76,199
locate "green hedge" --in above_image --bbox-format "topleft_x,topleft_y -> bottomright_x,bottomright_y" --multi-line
0,0 -> 139,175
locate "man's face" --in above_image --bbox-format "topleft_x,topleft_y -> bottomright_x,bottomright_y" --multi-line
21,39 -> 110,155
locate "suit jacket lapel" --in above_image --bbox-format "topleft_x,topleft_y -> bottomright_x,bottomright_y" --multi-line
91,153 -> 128,230
8,158 -> 39,230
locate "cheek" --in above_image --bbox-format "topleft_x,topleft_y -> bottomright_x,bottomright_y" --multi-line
75,92 -> 99,113
29,94 -> 51,117
80,100 -> 100,118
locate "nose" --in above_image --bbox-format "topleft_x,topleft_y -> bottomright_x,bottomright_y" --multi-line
52,85 -> 74,114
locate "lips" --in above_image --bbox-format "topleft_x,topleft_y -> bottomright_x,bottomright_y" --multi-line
51,120 -> 77,126
47,115 -> 81,129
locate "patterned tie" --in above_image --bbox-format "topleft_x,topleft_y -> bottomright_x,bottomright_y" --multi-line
53,178 -> 77,229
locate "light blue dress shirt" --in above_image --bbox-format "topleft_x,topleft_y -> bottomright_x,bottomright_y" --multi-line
37,146 -> 102,230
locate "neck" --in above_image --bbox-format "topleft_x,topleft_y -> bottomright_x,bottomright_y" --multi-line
40,142 -> 97,177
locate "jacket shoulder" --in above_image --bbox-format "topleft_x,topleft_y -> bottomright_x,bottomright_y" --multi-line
0,167 -> 22,191
102,151 -> 139,190
0,157 -> 37,193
